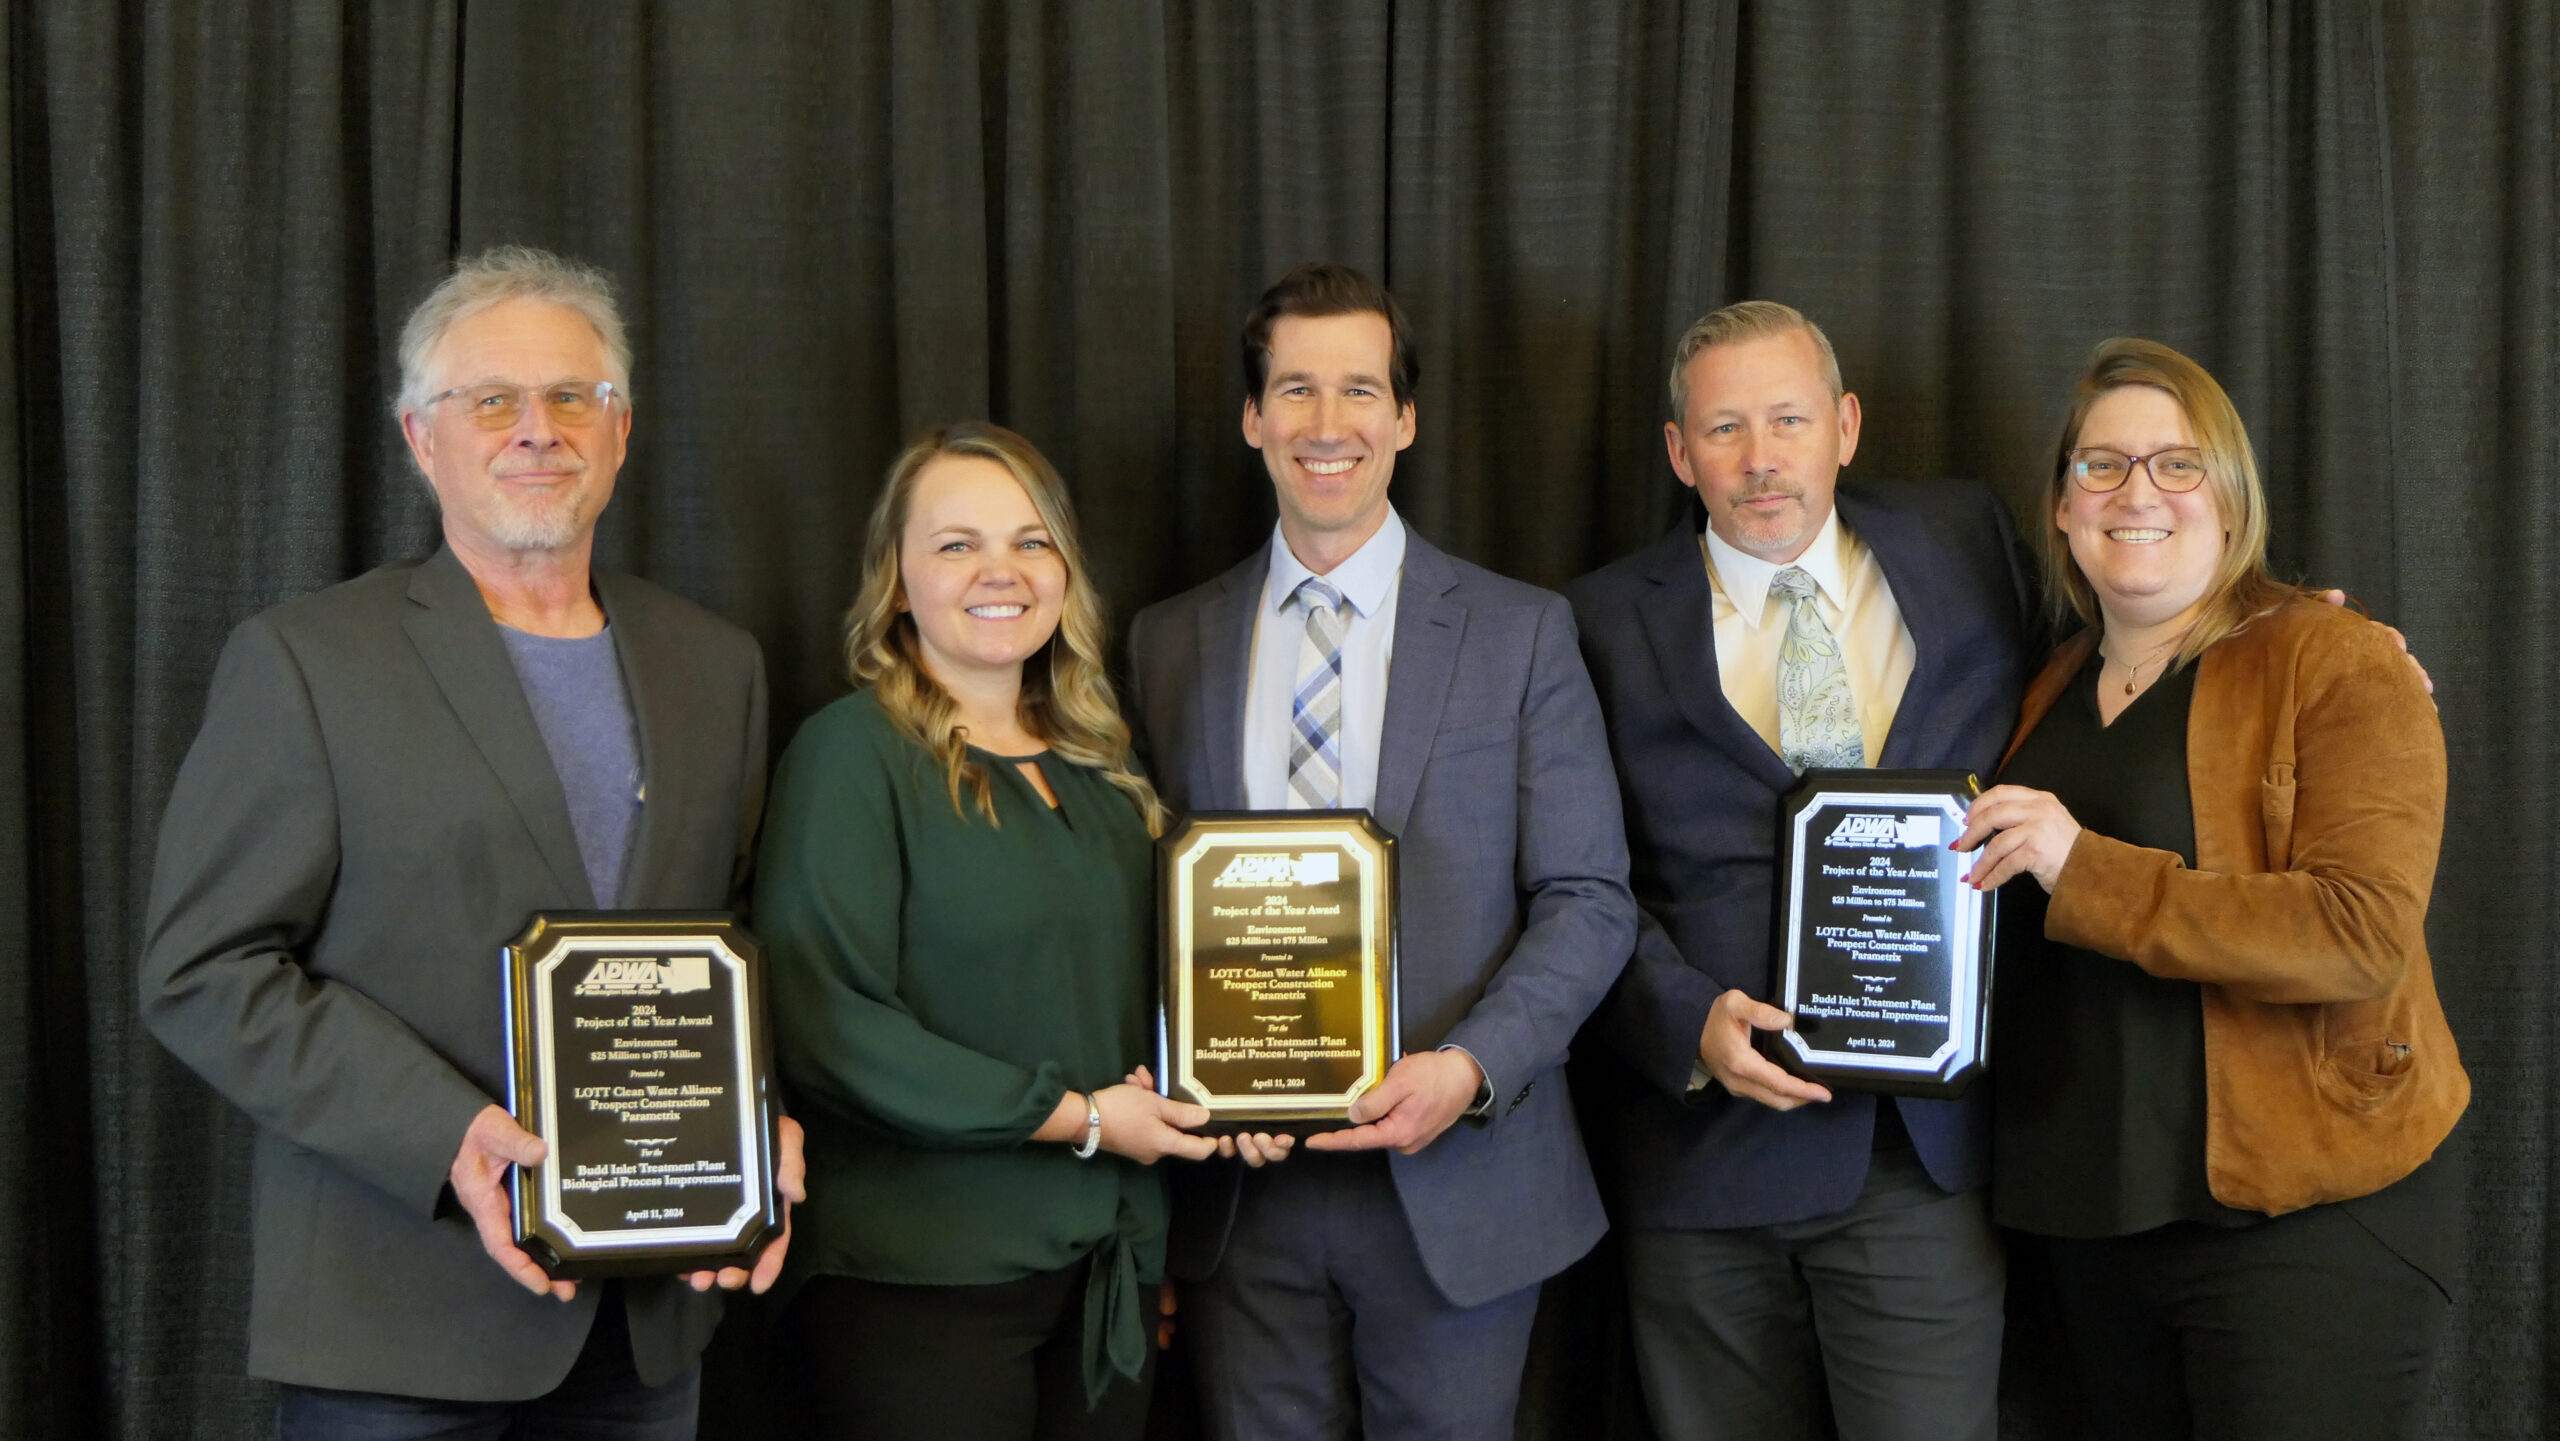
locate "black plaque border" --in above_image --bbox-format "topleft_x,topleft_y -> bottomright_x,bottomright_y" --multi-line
502,911 -> 783,1279
1763,770 -> 1997,1100
1155,812 -> 1401,1134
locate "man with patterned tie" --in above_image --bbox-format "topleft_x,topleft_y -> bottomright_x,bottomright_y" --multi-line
1565,301 -> 2036,1441
1125,262 -> 1636,1441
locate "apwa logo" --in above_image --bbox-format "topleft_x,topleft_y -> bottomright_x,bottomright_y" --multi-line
572,956 -> 712,997
1823,813 -> 1940,849
1210,852 -> 1342,888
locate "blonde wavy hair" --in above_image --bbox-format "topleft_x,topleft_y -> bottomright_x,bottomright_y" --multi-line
845,422 -> 1167,835
2040,337 -> 2308,667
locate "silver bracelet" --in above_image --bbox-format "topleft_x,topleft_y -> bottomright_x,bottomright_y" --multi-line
1072,1091 -> 1103,1160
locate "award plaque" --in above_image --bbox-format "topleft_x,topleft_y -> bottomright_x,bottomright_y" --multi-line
1762,770 -> 1996,1099
1155,812 -> 1399,1133
501,913 -> 782,1279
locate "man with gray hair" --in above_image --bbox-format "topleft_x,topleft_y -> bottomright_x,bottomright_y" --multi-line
1566,301 -> 2033,1440
140,245 -> 800,1436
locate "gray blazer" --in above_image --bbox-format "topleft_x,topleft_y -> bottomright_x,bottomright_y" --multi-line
138,546 -> 767,1400
1126,528 -> 1635,1306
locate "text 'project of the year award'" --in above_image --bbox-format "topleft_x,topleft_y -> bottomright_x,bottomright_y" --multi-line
502,913 -> 782,1278
1765,770 -> 1996,1099
1156,813 -> 1399,1133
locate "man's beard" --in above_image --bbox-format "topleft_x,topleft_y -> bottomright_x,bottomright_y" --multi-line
479,462 -> 596,551
1727,481 -> 1804,525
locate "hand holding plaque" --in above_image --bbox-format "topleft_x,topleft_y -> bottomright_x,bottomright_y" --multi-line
1948,784 -> 2083,893
1760,770 -> 1997,1100
1299,1047 -> 1487,1154
501,912 -> 783,1279
1155,813 -> 1400,1134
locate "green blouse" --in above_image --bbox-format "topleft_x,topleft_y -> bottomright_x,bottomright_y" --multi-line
753,690 -> 1164,1395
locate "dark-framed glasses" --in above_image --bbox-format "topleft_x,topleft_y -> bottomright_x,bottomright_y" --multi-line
2065,446 -> 2209,493
424,380 -> 618,431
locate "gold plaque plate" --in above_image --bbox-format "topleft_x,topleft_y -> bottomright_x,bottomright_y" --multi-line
1156,812 -> 1399,1131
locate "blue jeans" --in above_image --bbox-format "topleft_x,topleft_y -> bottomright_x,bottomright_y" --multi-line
274,1288 -> 699,1441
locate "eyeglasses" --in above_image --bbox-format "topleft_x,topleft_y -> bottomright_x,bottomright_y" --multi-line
423,380 -> 618,431
2065,446 -> 2209,493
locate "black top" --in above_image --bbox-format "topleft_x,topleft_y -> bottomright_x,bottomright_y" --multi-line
1993,646 -> 2461,1286
1991,648 -> 2258,1237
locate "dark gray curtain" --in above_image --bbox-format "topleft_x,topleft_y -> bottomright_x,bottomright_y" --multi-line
4,3 -> 2550,1437
2380,3 -> 2560,1430
9,5 -> 459,1438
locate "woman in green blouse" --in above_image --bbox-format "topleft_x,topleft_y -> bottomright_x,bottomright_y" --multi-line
755,422 -> 1223,1440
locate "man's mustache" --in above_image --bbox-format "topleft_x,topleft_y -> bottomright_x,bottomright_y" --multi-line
1729,479 -> 1800,505
489,457 -> 590,480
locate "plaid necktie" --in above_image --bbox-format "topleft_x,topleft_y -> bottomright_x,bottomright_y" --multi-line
1286,577 -> 1347,809
1772,566 -> 1865,773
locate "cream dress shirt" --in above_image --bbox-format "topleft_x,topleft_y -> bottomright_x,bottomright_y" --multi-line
1699,505 -> 1915,767
1687,506 -> 1917,1092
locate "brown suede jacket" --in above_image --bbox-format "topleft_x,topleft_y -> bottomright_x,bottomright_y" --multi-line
2001,597 -> 2467,1215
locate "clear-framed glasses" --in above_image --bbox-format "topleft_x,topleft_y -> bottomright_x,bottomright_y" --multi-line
424,379 -> 618,431
2065,446 -> 2210,493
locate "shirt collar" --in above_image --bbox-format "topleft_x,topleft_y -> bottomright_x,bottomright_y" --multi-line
1700,504 -> 1851,629
1265,508 -> 1407,619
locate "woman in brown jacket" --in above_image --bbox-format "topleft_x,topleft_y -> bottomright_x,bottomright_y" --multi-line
1953,338 -> 2466,1441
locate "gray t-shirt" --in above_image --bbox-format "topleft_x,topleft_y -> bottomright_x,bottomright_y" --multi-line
498,624 -> 642,909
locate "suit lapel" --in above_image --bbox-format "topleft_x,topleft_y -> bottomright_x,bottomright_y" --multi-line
1194,552 -> 1261,811
1373,535 -> 1462,837
1842,487 -> 1942,769
1634,515 -> 1796,791
401,547 -> 596,906
596,571 -> 671,906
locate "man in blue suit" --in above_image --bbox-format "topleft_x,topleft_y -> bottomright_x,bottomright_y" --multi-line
1126,262 -> 1636,1441
1565,302 -> 2034,1441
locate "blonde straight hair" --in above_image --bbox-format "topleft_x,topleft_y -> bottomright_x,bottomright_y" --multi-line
843,422 -> 1168,835
2040,338 -> 2308,666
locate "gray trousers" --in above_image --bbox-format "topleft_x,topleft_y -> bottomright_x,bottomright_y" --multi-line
1621,1146 -> 2004,1441
1183,1153 -> 1544,1441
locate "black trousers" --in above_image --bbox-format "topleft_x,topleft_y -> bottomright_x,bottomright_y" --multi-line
274,1285 -> 698,1440
2035,1202 -> 2449,1441
788,1257 -> 1154,1441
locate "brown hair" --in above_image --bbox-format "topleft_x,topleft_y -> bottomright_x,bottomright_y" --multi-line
2039,337 -> 2306,665
1240,261 -> 1419,409
1664,300 -> 1845,423
843,422 -> 1167,834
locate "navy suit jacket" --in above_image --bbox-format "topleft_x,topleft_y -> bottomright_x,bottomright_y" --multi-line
1564,481 -> 2034,1231
1126,526 -> 1636,1306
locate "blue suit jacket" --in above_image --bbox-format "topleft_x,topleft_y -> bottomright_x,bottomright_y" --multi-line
1126,527 -> 1636,1306
1563,481 -> 2034,1231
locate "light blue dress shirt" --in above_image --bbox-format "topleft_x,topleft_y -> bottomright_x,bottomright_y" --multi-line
1242,510 -> 1407,812
1237,510 -> 1492,1111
